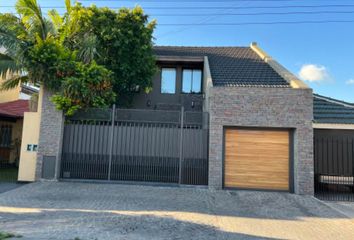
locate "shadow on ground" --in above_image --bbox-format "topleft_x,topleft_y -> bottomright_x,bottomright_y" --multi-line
0,182 -> 353,240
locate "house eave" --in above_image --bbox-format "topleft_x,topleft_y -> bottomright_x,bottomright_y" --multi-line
250,42 -> 309,89
313,123 -> 354,130
156,55 -> 204,63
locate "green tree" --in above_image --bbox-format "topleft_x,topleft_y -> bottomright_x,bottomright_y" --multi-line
63,4 -> 158,106
0,0 -> 56,89
0,0 -> 116,115
0,0 -> 157,113
51,62 -> 116,115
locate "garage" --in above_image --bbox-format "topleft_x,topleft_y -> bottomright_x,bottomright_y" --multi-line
224,128 -> 291,191
313,94 -> 354,201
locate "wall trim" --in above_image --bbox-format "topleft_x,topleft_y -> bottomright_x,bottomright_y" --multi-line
156,56 -> 204,62
203,56 -> 213,112
313,123 -> 354,130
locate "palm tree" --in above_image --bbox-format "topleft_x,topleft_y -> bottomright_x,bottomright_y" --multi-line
0,0 -> 97,91
0,0 -> 55,90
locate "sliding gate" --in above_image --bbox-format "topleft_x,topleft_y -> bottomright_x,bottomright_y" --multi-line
60,107 -> 209,185
314,129 -> 354,201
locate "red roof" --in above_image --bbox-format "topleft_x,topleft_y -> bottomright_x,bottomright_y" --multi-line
0,100 -> 30,118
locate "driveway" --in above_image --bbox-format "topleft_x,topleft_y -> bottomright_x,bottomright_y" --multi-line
0,183 -> 25,194
0,182 -> 353,240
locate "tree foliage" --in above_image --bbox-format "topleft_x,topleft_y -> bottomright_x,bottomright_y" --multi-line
0,0 -> 157,114
51,62 -> 116,115
64,4 -> 158,106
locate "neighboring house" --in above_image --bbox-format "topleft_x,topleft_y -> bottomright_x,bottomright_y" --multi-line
28,42 -> 314,195
0,76 -> 38,183
0,76 -> 38,165
0,82 -> 38,104
313,94 -> 354,199
313,94 -> 354,126
0,100 -> 29,166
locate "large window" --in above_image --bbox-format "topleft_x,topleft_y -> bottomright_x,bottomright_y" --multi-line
161,68 -> 176,94
182,69 -> 202,93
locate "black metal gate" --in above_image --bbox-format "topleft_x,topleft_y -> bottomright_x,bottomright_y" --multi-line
60,107 -> 209,185
314,129 -> 354,201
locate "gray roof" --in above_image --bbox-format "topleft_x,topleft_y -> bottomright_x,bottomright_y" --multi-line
153,46 -> 290,87
313,94 -> 354,124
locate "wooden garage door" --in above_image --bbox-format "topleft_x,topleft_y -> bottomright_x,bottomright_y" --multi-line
224,128 -> 290,191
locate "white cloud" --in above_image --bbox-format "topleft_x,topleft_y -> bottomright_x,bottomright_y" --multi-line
346,79 -> 354,85
298,64 -> 331,83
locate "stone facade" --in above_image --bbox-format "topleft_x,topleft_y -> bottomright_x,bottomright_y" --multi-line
35,88 -> 64,180
34,86 -> 314,195
207,87 -> 314,195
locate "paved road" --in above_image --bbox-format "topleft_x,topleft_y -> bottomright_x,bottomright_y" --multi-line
0,182 -> 353,240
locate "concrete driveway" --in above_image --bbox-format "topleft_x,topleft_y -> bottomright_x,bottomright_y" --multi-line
0,183 -> 25,194
0,182 -> 353,240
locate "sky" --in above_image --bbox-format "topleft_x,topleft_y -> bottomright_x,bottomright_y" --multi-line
1,0 -> 354,102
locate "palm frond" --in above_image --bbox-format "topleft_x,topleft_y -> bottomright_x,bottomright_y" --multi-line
27,17 -> 56,40
15,0 -> 47,40
0,53 -> 23,79
48,9 -> 63,34
0,28 -> 27,52
0,13 -> 27,39
0,13 -> 28,51
0,28 -> 29,74
0,75 -> 29,91
65,0 -> 71,12
76,34 -> 99,64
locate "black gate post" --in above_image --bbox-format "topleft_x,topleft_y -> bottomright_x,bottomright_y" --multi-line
178,106 -> 184,184
107,104 -> 116,181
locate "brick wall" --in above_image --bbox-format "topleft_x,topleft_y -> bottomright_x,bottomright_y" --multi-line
208,87 -> 314,195
35,88 -> 64,180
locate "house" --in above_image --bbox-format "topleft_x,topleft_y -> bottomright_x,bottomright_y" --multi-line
0,82 -> 37,104
0,76 -> 38,172
21,42 -> 314,195
312,94 -> 354,200
0,100 -> 29,166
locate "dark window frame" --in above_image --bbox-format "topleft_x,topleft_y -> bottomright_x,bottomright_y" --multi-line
181,68 -> 203,94
160,67 -> 177,94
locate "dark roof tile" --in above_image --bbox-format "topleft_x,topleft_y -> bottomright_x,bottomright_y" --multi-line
153,46 -> 290,87
313,94 -> 354,124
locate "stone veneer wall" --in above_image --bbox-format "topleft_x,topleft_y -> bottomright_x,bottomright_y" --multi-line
35,88 -> 64,180
208,87 -> 314,195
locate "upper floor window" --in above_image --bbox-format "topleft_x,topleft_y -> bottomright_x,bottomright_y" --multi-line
182,69 -> 202,94
161,68 -> 176,94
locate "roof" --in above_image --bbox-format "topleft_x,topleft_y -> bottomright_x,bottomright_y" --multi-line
153,46 -> 290,87
313,94 -> 354,124
0,100 -> 29,119
21,84 -> 39,95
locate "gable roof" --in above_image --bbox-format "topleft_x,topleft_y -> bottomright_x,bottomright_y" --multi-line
0,100 -> 29,119
153,46 -> 290,88
313,94 -> 354,124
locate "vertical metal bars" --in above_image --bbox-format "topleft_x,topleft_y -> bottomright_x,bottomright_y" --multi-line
60,107 -> 209,186
314,129 -> 354,201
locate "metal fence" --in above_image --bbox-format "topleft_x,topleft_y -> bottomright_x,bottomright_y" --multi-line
60,106 -> 209,186
314,129 -> 354,201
